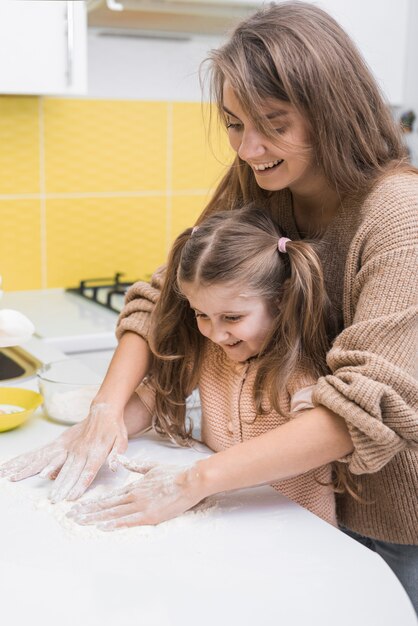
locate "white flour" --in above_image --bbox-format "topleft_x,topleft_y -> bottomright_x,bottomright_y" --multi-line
41,387 -> 99,424
0,456 -> 219,541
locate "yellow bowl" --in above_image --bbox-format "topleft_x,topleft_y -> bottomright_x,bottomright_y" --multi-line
0,387 -> 43,432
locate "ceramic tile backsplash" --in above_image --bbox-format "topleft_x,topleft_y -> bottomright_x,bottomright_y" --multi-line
0,199 -> 42,290
172,102 -> 231,191
0,96 -> 232,290
44,99 -> 168,193
170,194 -> 211,240
0,97 -> 40,195
46,196 -> 166,288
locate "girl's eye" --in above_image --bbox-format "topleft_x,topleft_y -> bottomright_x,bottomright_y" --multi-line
194,312 -> 208,319
275,126 -> 287,135
224,315 -> 242,322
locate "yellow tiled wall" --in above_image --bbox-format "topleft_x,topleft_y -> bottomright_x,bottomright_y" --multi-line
0,96 -> 233,290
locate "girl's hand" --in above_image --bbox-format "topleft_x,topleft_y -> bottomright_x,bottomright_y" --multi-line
0,402 -> 129,503
67,460 -> 206,530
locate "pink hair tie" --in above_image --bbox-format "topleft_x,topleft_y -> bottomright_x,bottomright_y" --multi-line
191,226 -> 199,235
278,237 -> 291,253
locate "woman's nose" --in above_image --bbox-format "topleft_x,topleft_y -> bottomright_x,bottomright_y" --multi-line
237,129 -> 266,162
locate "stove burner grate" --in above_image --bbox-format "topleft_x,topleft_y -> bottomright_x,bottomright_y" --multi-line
66,272 -> 137,314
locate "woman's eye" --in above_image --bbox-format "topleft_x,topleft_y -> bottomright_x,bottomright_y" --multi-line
226,121 -> 242,131
225,316 -> 242,322
195,312 -> 207,319
275,126 -> 286,135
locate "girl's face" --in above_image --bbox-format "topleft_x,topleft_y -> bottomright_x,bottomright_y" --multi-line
181,281 -> 275,363
223,82 -> 316,194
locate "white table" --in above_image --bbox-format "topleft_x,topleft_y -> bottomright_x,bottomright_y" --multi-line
0,410 -> 416,626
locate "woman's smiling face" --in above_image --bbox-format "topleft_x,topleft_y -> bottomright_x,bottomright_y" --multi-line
223,81 -> 316,195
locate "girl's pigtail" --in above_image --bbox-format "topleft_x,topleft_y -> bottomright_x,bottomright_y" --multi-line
278,240 -> 333,383
148,229 -> 203,444
279,242 -> 366,502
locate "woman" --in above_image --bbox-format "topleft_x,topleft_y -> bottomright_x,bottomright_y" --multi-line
2,1 -> 417,609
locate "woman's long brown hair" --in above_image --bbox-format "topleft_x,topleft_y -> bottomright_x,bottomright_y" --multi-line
198,1 -> 416,222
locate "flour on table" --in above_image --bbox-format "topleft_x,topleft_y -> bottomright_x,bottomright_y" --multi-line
0,456 -> 219,540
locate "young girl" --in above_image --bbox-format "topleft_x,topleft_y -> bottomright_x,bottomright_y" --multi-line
70,206 -> 338,526
2,1 -> 417,609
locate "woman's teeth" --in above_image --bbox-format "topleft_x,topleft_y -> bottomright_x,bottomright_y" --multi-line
253,159 -> 283,171
226,340 -> 241,347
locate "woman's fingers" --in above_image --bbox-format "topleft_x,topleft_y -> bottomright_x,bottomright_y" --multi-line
114,454 -> 159,474
108,435 -> 129,472
71,503 -> 135,525
38,451 -> 68,479
65,454 -> 111,501
98,513 -> 147,531
0,446 -> 62,481
50,454 -> 88,503
70,493 -> 128,516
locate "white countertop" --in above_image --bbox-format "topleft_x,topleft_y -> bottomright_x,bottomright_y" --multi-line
1,289 -> 118,353
0,410 -> 416,626
1,291 -> 416,624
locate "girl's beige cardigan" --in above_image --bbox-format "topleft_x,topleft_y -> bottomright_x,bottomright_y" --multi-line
136,343 -> 337,526
117,173 -> 418,544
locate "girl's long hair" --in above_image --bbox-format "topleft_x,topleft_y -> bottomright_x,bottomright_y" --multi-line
149,207 -> 335,443
199,1 -> 416,220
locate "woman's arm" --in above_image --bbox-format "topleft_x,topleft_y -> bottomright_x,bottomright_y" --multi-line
196,405 -> 353,496
68,404 -> 353,529
0,268 -> 166,498
0,332 -> 153,501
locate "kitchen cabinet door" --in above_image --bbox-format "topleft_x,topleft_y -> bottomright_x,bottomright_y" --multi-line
0,0 -> 87,96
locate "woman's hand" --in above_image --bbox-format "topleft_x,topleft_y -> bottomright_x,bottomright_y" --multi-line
67,459 -> 206,530
0,402 -> 129,502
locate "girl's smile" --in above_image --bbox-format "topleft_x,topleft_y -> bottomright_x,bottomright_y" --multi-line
180,281 -> 275,362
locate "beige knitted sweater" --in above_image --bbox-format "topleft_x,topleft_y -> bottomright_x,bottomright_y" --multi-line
117,173 -> 418,544
136,343 -> 337,526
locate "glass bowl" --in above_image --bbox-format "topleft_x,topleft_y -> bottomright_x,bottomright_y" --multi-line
37,355 -> 110,425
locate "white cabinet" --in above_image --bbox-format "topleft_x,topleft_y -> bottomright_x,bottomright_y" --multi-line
312,0 -> 410,106
0,0 -> 87,96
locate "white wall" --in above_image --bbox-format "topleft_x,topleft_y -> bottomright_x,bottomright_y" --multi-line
87,0 -> 418,165
403,0 -> 418,165
87,29 -> 223,101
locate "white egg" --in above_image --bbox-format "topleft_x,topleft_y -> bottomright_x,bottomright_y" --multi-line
0,309 -> 35,347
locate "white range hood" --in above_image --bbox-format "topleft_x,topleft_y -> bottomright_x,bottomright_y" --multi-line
87,0 -> 261,36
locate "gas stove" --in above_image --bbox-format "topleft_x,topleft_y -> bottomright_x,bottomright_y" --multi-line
66,272 -> 136,314
0,273 -> 139,354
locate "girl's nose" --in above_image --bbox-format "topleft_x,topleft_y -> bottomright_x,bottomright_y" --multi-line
237,129 -> 266,162
210,324 -> 229,345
